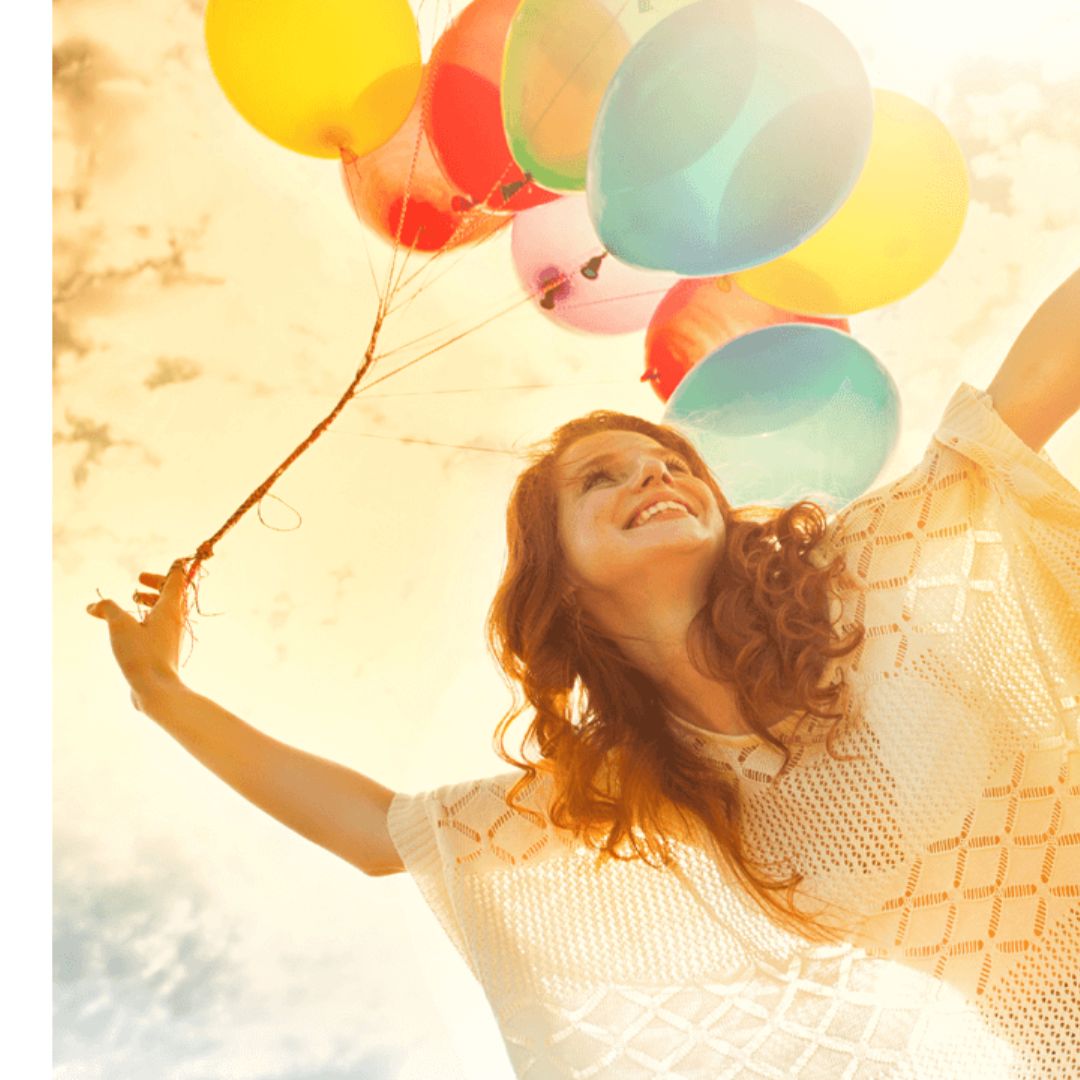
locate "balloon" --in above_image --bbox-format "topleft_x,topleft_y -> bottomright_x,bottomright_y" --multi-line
662,324 -> 900,513
425,0 -> 561,213
340,67 -> 508,253
511,196 -> 678,334
587,0 -> 874,276
501,0 -> 699,193
734,90 -> 970,315
644,277 -> 850,402
204,0 -> 422,159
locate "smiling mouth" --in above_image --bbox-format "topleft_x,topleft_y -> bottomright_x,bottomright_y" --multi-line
626,502 -> 695,529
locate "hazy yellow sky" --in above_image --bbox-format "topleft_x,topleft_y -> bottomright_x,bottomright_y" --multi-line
48,1 -> 1080,1077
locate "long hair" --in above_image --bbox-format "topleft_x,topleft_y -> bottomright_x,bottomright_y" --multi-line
485,410 -> 865,943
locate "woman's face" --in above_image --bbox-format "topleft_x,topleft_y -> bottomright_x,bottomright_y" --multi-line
553,429 -> 726,596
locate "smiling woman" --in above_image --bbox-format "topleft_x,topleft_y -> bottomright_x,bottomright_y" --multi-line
484,408 -> 865,940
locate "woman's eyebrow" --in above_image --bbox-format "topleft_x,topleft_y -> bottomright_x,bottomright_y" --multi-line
569,451 -> 620,480
567,447 -> 684,484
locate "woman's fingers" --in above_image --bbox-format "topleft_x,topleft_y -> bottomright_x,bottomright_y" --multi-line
161,560 -> 190,598
89,561 -> 190,623
138,562 -> 189,598
144,561 -> 191,620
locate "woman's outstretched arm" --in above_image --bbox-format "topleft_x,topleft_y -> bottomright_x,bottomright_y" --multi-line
985,266 -> 1080,454
135,677 -> 404,876
87,561 -> 405,878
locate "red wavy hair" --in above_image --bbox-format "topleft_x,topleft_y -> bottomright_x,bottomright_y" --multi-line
485,410 -> 866,943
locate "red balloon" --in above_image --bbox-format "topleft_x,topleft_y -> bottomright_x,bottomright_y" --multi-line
643,277 -> 852,402
340,67 -> 507,253
425,0 -> 561,214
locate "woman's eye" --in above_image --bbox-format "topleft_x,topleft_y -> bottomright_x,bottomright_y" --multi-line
666,457 -> 688,472
582,468 -> 613,490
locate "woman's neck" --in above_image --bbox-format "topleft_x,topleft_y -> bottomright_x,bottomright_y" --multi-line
592,583 -> 755,737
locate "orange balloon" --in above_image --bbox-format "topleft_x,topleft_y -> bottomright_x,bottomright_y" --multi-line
643,277 -> 851,402
340,68 -> 508,253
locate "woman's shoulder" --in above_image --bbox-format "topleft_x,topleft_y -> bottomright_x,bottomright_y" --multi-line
389,764 -> 576,872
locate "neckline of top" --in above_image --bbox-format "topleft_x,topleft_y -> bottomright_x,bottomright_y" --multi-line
662,704 -> 762,746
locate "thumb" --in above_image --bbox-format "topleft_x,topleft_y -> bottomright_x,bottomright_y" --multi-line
86,598 -> 138,625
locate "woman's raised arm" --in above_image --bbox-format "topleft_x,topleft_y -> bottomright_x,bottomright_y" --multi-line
86,562 -> 404,878
985,266 -> 1080,455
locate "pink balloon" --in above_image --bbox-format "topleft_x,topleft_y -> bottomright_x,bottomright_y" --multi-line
510,195 -> 678,335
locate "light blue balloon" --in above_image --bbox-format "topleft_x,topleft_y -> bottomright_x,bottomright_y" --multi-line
587,0 -> 874,276
661,324 -> 901,513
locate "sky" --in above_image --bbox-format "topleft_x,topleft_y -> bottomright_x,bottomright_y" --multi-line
34,0 -> 1080,1077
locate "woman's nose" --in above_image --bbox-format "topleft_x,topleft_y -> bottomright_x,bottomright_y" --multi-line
635,457 -> 672,487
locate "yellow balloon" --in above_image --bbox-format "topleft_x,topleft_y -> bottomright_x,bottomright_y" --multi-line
205,0 -> 422,160
734,89 -> 970,316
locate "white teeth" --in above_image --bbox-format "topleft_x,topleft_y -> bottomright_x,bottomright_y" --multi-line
631,501 -> 690,528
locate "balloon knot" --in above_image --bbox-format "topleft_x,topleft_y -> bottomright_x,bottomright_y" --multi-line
538,269 -> 569,309
500,178 -> 527,203
581,253 -> 606,281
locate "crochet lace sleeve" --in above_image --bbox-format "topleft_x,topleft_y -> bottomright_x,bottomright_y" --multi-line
933,380 -> 1080,529
808,380 -> 1079,829
931,380 -> 1080,700
385,767 -> 564,982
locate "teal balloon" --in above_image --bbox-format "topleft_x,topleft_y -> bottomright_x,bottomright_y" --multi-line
587,0 -> 874,276
661,324 -> 901,513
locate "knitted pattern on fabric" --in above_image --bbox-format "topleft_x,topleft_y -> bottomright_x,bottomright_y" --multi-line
388,383 -> 1079,1079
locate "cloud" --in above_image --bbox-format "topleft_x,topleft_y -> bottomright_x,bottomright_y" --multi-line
53,829 -> 412,1080
53,830 -> 242,1076
53,411 -> 160,488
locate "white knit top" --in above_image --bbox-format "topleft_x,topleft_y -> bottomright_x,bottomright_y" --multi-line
387,382 -> 1079,1079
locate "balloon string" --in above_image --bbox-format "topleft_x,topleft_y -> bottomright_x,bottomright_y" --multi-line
170,0 -> 639,610
376,250 -> 584,369
256,491 -> 303,532
172,281 -> 543,595
365,260 -> 605,389
384,183 -> 517,313
382,219 -> 506,322
339,151 -> 385,303
351,432 -> 515,455
170,0 -> 480,605
368,253 -> 630,399
173,227 -> 558,592
363,291 -> 538,393
380,49 -> 557,312
375,277 -> 552,362
356,380 -> 631,399
518,2 -> 630,145
550,282 -> 672,313
378,84 -> 517,307
374,124 -> 426,327
370,0 -> 640,329
176,309 -> 389,589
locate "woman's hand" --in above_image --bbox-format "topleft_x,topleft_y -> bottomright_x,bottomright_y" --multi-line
86,559 -> 191,710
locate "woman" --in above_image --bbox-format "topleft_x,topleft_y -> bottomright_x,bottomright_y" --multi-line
88,270 -> 1080,1077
